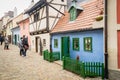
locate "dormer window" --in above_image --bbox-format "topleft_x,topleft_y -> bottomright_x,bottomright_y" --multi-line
68,0 -> 83,21
70,7 -> 77,21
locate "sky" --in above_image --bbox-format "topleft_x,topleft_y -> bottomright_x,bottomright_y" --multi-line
0,0 -> 39,18
0,0 -> 91,18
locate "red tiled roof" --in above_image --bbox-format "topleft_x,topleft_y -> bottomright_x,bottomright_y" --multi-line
51,0 -> 103,33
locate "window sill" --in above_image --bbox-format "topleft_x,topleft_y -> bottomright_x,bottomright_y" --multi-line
68,20 -> 76,24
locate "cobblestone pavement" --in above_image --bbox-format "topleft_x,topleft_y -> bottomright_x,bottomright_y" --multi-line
0,44 -> 102,80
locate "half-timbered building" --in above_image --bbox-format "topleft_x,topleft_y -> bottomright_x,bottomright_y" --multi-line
25,0 -> 66,54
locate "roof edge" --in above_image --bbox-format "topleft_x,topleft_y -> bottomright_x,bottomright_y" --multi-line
50,27 -> 103,34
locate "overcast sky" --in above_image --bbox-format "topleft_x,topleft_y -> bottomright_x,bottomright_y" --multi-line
0,0 -> 39,18
0,0 -> 91,18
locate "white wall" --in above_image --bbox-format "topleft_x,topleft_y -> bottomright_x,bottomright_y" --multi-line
108,0 -> 119,70
47,0 -> 67,5
30,33 -> 50,53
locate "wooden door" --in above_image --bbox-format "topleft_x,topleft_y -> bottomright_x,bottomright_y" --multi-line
35,37 -> 39,53
39,37 -> 42,55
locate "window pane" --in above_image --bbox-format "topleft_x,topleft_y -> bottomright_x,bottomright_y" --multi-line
54,39 -> 58,48
70,7 -> 76,21
34,12 -> 39,22
84,37 -> 92,52
73,38 -> 79,51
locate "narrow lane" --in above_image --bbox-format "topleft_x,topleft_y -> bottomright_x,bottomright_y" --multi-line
0,44 -> 101,80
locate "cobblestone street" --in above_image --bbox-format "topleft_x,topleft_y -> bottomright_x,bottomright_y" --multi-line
0,44 -> 101,80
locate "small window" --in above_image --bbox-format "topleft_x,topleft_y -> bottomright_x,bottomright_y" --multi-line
70,7 -> 76,21
34,12 -> 39,22
61,0 -> 64,2
43,39 -> 46,46
54,39 -> 58,48
84,37 -> 92,52
73,38 -> 79,51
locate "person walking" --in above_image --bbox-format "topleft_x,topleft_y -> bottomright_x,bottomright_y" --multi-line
0,35 -> 4,45
0,35 -> 1,45
4,36 -> 9,50
18,37 -> 24,56
22,35 -> 29,57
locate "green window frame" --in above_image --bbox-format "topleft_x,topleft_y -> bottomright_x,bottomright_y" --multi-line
54,39 -> 58,48
70,7 -> 77,21
73,38 -> 79,51
84,37 -> 92,52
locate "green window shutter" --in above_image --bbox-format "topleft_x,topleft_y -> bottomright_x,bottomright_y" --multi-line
73,38 -> 79,51
84,37 -> 92,52
54,39 -> 58,48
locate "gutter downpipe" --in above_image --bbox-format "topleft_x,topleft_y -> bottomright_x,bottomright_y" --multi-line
104,0 -> 108,79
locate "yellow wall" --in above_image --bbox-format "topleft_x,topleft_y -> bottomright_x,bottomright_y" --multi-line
6,20 -> 13,36
13,13 -> 23,28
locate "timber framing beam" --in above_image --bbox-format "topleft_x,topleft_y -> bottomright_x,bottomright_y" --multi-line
46,3 -> 49,32
30,30 -> 49,35
47,3 -> 65,16
29,16 -> 60,25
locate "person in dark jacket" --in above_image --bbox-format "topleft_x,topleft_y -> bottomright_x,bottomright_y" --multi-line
0,35 -> 4,45
22,35 -> 29,56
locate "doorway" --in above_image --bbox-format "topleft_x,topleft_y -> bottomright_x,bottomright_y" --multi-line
61,37 -> 70,58
35,37 -> 39,53
14,35 -> 17,45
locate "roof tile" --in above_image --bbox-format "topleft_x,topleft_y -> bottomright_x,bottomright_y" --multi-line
51,0 -> 103,33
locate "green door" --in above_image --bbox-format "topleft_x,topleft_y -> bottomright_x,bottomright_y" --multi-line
61,37 -> 70,58
14,35 -> 17,45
